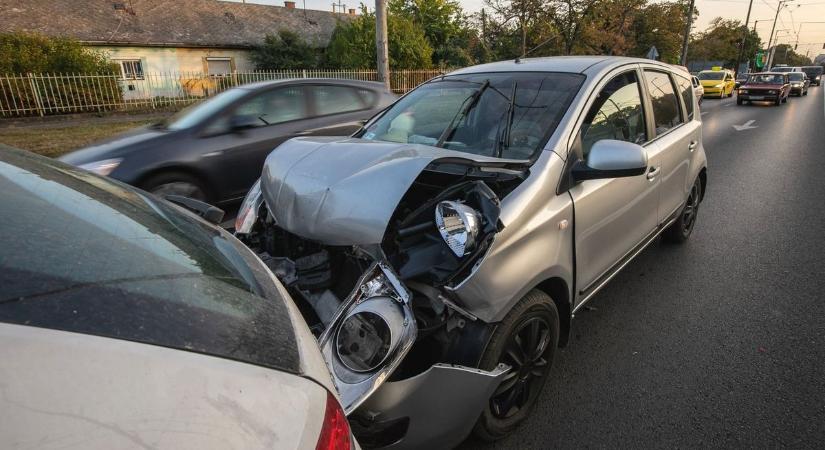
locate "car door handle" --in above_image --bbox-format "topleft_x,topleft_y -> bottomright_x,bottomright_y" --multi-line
646,166 -> 661,180
688,141 -> 698,152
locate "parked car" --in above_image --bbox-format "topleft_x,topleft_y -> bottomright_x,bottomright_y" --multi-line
60,79 -> 396,206
801,65 -> 823,86
0,145 -> 355,450
235,57 -> 707,448
788,72 -> 810,96
736,72 -> 790,106
696,67 -> 735,97
692,75 -> 705,104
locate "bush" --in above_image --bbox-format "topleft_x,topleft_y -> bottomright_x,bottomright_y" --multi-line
0,32 -> 118,74
250,30 -> 321,70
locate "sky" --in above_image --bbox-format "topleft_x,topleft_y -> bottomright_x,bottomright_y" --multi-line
226,0 -> 825,58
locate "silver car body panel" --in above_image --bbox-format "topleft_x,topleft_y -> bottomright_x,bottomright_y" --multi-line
0,322 -> 329,450
355,363 -> 510,450
260,136 -> 523,246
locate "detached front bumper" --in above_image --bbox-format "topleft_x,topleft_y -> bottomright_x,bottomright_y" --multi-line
351,363 -> 510,449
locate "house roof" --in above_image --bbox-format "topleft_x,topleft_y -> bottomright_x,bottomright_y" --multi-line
0,0 -> 349,48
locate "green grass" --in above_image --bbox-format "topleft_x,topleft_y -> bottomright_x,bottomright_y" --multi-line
0,120 -> 155,158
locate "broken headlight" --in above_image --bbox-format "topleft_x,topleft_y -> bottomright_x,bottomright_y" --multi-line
435,200 -> 481,257
235,178 -> 263,234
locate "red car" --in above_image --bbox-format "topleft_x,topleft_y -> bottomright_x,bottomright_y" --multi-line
736,72 -> 790,106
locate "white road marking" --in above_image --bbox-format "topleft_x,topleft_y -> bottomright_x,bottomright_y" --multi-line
733,119 -> 758,131
701,111 -> 709,116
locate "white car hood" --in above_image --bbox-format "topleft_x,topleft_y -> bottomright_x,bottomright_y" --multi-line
260,137 -> 515,245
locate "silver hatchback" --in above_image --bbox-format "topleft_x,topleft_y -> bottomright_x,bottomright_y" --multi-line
237,56 -> 707,448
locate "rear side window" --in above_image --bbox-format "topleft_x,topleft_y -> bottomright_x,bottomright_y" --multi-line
357,88 -> 377,107
234,86 -> 308,126
676,76 -> 694,121
644,70 -> 682,135
580,70 -> 647,158
313,85 -> 366,115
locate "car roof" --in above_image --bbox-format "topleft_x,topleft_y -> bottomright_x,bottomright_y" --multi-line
449,56 -> 684,77
238,77 -> 390,92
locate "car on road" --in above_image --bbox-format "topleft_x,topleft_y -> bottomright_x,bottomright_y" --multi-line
788,72 -> 810,96
801,65 -> 823,86
735,73 -> 749,89
0,145 -> 355,450
736,72 -> 790,106
770,65 -> 802,73
234,56 -> 708,448
60,79 -> 396,206
692,75 -> 705,104
697,67 -> 735,98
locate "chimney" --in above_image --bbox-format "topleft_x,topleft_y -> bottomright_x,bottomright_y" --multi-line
348,8 -> 355,15
284,1 -> 295,8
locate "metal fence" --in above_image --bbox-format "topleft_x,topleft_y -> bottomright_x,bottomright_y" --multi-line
0,69 -> 448,117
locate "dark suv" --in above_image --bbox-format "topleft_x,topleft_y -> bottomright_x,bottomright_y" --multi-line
801,66 -> 823,86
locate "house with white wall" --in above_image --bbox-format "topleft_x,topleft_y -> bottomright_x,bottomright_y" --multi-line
1,0 -> 352,97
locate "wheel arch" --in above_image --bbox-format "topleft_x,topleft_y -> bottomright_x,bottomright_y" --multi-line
698,167 -> 707,202
533,277 -> 572,348
135,165 -> 214,199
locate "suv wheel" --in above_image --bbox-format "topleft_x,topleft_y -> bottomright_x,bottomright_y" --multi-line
664,177 -> 702,244
473,290 -> 559,442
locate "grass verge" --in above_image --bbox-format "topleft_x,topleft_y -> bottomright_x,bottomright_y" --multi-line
0,120 -> 155,158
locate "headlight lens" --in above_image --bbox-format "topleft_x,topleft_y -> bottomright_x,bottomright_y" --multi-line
235,178 -> 263,234
767,90 -> 776,94
740,89 -> 748,94
435,200 -> 481,257
336,311 -> 392,373
79,158 -> 122,176
715,83 -> 724,88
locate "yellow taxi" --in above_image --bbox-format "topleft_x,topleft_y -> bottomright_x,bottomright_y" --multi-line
696,67 -> 736,98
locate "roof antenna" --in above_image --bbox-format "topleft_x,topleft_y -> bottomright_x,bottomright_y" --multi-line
515,36 -> 556,63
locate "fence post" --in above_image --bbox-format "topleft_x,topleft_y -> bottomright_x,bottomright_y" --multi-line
302,69 -> 307,79
26,73 -> 45,117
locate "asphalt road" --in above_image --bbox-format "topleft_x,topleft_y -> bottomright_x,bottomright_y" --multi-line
463,87 -> 825,448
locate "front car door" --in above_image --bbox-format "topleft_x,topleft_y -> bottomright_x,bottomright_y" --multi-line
641,68 -> 696,223
568,66 -> 660,301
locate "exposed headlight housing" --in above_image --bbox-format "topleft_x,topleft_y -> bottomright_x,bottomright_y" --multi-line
235,178 -> 263,234
435,200 -> 481,257
79,158 -> 122,176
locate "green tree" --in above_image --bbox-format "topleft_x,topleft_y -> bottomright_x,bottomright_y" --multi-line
687,17 -> 761,68
0,32 -> 117,73
771,44 -> 812,66
250,30 -> 320,70
325,7 -> 433,69
630,0 -> 691,63
391,0 -> 474,66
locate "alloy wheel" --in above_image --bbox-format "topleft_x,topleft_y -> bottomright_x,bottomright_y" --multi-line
682,182 -> 701,234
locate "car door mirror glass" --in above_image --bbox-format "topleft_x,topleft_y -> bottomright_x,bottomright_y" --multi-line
573,139 -> 648,181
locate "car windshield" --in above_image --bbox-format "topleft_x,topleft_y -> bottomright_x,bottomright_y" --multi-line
162,88 -> 249,130
698,72 -> 725,80
771,67 -> 793,73
748,74 -> 784,84
360,72 -> 584,160
0,146 -> 300,373
789,73 -> 804,81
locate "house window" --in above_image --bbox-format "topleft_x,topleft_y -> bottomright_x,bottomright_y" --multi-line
120,60 -> 144,80
206,58 -> 232,76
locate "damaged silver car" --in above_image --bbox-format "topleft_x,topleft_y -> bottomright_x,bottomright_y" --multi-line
235,57 -> 708,448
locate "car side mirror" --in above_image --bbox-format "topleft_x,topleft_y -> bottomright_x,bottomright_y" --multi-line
572,140 -> 648,181
230,115 -> 260,133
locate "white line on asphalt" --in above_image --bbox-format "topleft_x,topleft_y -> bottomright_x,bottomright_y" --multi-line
701,111 -> 709,116
733,119 -> 758,131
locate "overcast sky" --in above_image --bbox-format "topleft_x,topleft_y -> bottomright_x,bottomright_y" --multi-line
227,0 -> 825,58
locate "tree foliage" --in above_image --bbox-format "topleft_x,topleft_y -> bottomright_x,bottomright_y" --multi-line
0,32 -> 117,73
770,44 -> 812,67
250,30 -> 320,70
326,6 -> 433,69
687,17 -> 761,69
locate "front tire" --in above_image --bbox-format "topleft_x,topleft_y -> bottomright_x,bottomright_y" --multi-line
664,176 -> 702,244
472,290 -> 560,442
142,171 -> 210,202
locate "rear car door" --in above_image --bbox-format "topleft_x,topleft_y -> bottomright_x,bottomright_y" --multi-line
202,85 -> 313,200
569,66 -> 659,299
304,84 -> 377,136
641,69 -> 696,223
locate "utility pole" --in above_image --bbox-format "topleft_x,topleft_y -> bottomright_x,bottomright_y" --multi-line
680,0 -> 696,66
375,0 -> 390,91
765,0 -> 793,69
735,0 -> 754,74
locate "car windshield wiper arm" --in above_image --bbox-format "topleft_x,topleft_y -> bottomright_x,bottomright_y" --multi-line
436,79 -> 490,148
495,82 -> 518,158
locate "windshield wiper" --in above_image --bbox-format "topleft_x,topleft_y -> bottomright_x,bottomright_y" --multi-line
495,82 -> 518,158
436,79 -> 490,148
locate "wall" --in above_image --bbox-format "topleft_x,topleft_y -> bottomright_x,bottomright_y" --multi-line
90,45 -> 254,99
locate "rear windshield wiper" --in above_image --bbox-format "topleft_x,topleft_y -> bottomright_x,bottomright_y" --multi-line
436,79 -> 490,148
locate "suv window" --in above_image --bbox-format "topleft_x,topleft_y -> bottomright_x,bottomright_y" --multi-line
676,76 -> 694,121
313,85 -> 367,116
234,86 -> 308,126
580,71 -> 647,158
644,70 -> 682,135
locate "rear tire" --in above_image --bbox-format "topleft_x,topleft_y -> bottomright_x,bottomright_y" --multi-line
142,171 -> 210,202
472,290 -> 559,442
663,176 -> 702,244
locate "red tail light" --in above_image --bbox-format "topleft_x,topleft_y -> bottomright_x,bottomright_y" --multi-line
316,391 -> 352,450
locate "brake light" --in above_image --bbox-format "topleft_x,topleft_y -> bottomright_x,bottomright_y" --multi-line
316,391 -> 352,450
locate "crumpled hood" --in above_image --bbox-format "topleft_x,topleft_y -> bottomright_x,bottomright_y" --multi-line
260,137 -> 511,245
